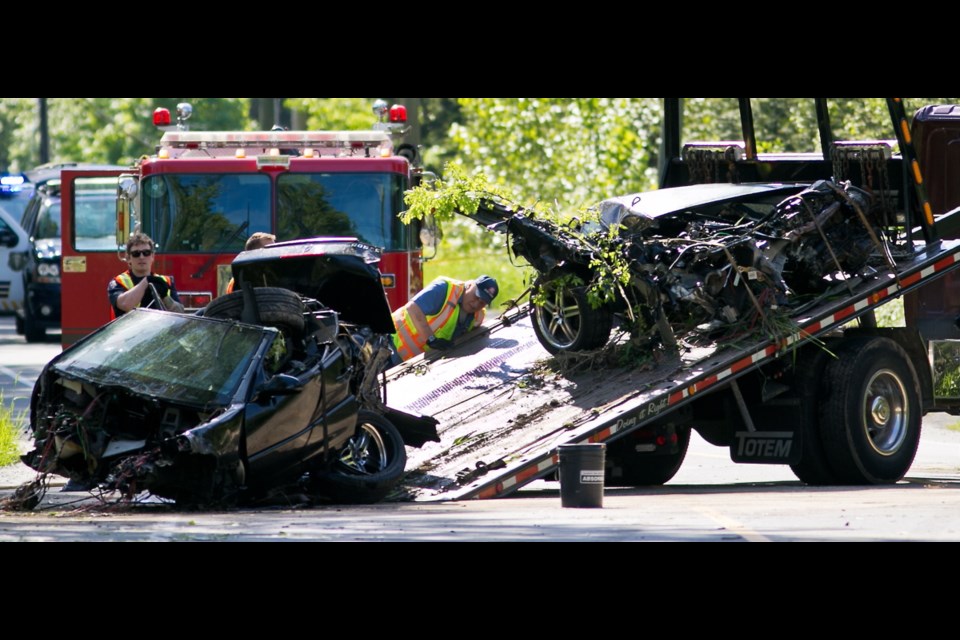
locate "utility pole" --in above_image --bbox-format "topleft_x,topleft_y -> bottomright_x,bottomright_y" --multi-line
38,98 -> 49,164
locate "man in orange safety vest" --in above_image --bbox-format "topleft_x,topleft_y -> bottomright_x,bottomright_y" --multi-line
391,274 -> 499,364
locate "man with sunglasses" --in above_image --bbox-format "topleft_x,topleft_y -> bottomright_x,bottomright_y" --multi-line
108,232 -> 184,318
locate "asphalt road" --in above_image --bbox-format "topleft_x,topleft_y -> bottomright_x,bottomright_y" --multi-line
2,315 -> 959,541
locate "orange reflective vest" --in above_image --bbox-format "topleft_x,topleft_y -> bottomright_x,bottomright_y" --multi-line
391,278 -> 483,361
110,272 -> 175,319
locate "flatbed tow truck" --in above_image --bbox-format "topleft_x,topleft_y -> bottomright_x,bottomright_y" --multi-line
385,98 -> 960,501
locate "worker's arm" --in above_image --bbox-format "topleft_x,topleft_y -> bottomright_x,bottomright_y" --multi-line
161,277 -> 185,313
115,277 -> 149,312
402,301 -> 434,340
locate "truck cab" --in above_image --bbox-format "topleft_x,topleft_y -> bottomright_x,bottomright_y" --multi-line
59,101 -> 430,347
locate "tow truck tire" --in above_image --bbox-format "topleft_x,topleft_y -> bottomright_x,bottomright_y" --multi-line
532,282 -> 613,354
818,336 -> 921,484
309,411 -> 407,504
604,427 -> 691,486
204,287 -> 305,335
789,347 -> 840,485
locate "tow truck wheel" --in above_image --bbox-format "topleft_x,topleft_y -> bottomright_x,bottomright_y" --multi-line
818,336 -> 921,484
789,346 -> 841,485
308,411 -> 407,504
532,281 -> 613,354
604,426 -> 691,486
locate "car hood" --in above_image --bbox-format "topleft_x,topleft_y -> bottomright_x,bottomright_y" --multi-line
598,183 -> 807,230
231,237 -> 394,334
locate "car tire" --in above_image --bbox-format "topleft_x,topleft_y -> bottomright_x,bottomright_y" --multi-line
204,287 -> 305,335
818,336 -> 922,484
532,281 -> 613,354
14,313 -> 24,336
23,301 -> 45,343
604,426 -> 691,486
309,411 -> 407,504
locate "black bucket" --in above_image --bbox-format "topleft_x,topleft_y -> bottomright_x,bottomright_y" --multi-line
558,443 -> 606,508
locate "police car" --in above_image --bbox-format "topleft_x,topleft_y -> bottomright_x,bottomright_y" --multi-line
0,199 -> 28,316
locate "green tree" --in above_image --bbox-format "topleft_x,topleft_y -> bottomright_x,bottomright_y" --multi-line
450,98 -> 661,209
284,98 -> 377,131
0,98 -> 41,171
0,98 -> 251,170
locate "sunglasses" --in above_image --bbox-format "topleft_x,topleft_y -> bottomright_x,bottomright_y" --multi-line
128,249 -> 153,258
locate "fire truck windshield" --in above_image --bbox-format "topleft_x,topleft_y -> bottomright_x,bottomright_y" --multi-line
138,172 -> 408,253
277,172 -> 407,251
141,174 -> 272,253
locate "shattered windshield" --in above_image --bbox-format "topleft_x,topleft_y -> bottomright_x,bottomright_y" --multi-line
52,310 -> 267,406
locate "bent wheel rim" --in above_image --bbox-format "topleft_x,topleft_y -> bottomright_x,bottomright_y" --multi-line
861,368 -> 909,456
338,423 -> 388,475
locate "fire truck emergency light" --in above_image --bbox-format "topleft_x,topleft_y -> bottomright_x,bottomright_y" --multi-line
389,104 -> 407,123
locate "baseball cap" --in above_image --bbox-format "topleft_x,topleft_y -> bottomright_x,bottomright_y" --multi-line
475,275 -> 499,305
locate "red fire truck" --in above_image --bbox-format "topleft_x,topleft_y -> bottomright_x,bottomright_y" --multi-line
59,101 -> 430,347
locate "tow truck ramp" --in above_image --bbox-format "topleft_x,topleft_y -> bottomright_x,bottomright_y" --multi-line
386,239 -> 960,501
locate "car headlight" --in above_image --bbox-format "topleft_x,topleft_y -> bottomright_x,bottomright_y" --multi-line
37,262 -> 60,278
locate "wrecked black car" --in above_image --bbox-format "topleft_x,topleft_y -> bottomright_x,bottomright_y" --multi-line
469,179 -> 886,354
20,238 -> 437,507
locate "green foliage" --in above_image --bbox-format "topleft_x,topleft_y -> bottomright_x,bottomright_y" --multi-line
0,394 -> 23,467
586,224 -> 631,309
0,98 -> 251,170
408,164 -> 637,321
283,98 -> 376,131
682,98 -> 960,155
0,98 -> 36,171
451,98 -> 662,208
874,298 -> 905,327
402,163 -> 516,224
419,98 -> 463,170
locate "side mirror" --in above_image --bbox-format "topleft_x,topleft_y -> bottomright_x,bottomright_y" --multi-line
419,215 -> 441,262
412,170 -> 437,190
116,174 -> 138,247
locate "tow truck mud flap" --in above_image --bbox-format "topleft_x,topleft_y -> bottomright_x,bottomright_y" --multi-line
730,428 -> 800,464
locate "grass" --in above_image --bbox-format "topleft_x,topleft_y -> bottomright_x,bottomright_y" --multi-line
424,221 -> 536,311
0,393 -> 24,467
